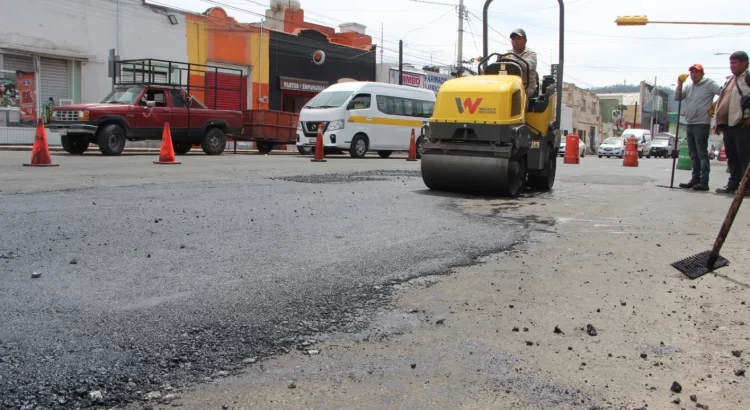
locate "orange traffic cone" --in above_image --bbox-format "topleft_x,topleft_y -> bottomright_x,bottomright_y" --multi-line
406,129 -> 417,162
154,122 -> 181,165
623,136 -> 638,167
311,124 -> 326,162
23,119 -> 59,167
563,133 -> 580,165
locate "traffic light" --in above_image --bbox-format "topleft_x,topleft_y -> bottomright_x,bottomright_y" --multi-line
615,16 -> 648,26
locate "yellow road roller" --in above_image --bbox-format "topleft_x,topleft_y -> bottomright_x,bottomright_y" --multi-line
421,0 -> 565,197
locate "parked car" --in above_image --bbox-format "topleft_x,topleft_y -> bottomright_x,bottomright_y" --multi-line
558,136 -> 586,158
598,137 -> 625,158
620,128 -> 651,158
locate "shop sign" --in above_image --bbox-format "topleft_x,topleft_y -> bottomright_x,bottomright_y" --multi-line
389,69 -> 424,88
279,76 -> 329,92
16,71 -> 36,121
424,73 -> 450,93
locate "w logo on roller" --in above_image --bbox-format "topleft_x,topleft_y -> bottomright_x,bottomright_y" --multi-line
455,97 -> 483,114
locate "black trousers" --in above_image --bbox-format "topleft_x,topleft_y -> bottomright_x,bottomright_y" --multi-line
723,125 -> 750,189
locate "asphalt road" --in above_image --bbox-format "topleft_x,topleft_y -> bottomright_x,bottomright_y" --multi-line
0,151 -> 542,409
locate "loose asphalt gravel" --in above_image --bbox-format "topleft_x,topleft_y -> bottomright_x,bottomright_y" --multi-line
0,165 -> 539,409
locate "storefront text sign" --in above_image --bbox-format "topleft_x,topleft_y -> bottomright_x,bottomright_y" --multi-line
279,76 -> 329,93
389,69 -> 424,88
424,73 -> 450,93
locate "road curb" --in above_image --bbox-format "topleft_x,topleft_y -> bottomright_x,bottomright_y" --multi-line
0,146 -> 301,155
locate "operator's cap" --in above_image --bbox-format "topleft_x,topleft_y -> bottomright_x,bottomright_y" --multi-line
510,28 -> 527,39
730,51 -> 748,62
688,63 -> 704,72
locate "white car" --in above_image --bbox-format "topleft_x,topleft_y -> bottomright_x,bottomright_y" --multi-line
598,137 -> 625,158
558,137 -> 586,157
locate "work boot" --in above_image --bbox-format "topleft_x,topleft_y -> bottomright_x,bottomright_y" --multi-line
716,185 -> 738,195
692,183 -> 709,191
679,180 -> 699,189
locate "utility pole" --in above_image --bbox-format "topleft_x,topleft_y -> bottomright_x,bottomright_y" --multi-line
651,76 -> 657,134
380,23 -> 384,67
457,0 -> 464,76
398,40 -> 403,85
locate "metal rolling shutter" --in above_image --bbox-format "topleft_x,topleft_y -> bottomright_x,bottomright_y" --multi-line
205,72 -> 247,110
2,53 -> 35,74
40,57 -> 70,104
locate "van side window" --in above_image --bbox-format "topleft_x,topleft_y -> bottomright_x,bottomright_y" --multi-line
376,95 -> 435,117
347,93 -> 371,110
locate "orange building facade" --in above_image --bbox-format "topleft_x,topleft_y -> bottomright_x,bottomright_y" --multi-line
185,7 -> 270,111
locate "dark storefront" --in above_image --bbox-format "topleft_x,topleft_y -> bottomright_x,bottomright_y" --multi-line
267,29 -> 376,114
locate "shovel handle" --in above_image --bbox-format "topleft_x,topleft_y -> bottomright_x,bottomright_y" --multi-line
709,160 -> 750,263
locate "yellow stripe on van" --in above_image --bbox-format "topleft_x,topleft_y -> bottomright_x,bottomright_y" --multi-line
348,115 -> 426,128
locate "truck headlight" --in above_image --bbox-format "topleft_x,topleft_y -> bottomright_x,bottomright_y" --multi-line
79,110 -> 89,121
327,120 -> 345,131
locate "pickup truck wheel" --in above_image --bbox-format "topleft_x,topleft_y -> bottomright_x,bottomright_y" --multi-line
61,135 -> 89,154
173,141 -> 192,155
202,128 -> 226,155
97,124 -> 126,155
257,142 -> 274,154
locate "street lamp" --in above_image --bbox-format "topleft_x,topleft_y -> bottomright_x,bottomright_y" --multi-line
615,16 -> 750,26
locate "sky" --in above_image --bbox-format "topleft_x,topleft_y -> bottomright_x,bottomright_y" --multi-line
149,0 -> 750,89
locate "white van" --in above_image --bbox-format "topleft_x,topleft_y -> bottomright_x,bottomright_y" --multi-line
296,82 -> 436,158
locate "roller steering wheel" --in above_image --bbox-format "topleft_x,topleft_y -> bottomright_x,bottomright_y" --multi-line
477,52 -> 531,89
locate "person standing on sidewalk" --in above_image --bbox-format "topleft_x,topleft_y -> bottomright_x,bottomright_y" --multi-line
713,51 -> 750,195
676,64 -> 722,191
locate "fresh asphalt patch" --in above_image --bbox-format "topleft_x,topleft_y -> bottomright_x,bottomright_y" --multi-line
0,169 -> 546,409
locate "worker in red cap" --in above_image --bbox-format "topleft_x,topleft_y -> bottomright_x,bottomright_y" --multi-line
676,63 -> 722,191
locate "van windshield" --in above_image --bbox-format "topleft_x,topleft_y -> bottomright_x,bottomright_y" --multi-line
305,91 -> 353,109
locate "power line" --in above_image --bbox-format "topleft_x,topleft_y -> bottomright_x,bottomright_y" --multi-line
236,0 -> 457,61
467,11 -> 594,88
408,0 -> 455,6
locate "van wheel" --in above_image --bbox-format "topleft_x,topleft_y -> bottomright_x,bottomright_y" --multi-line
416,135 -> 424,159
349,134 -> 368,158
297,146 -> 313,155
202,128 -> 226,155
97,124 -> 126,155
378,151 -> 392,158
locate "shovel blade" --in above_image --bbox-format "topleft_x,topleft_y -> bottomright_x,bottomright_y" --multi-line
671,250 -> 729,279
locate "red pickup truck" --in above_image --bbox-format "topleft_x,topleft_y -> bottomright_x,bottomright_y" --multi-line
49,85 -> 243,155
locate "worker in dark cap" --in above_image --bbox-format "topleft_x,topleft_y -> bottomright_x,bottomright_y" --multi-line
505,29 -> 538,97
713,50 -> 750,195
475,28 -> 538,97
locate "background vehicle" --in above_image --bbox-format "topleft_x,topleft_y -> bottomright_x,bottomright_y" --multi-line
296,82 -> 434,158
620,128 -> 651,158
598,137 -> 625,158
559,136 -> 586,158
646,132 -> 675,158
419,0 -> 564,197
49,59 -> 244,156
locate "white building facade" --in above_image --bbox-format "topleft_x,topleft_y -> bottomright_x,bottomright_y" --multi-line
0,0 -> 188,142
